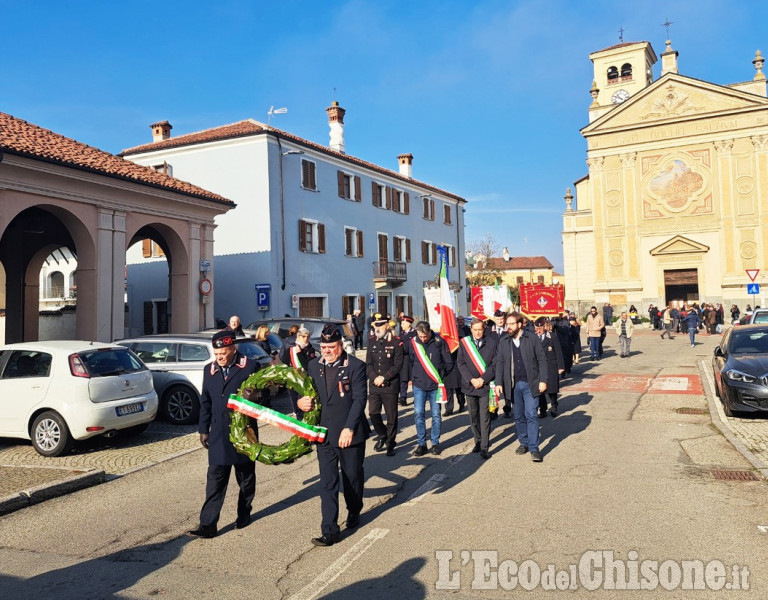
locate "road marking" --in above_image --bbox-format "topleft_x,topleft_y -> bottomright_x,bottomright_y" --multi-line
406,474 -> 447,506
289,528 -> 390,600
652,377 -> 688,390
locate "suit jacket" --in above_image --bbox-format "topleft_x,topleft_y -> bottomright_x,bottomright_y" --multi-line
457,334 -> 498,397
494,330 -> 548,403
536,331 -> 564,394
308,352 -> 371,447
199,352 -> 260,466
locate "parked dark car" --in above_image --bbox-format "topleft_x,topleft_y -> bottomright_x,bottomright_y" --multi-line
244,318 -> 356,356
117,333 -> 272,425
712,324 -> 768,417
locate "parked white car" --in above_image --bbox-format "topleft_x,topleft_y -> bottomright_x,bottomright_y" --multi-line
0,341 -> 158,456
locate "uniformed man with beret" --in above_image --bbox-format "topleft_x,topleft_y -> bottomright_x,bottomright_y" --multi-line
297,324 -> 370,547
398,316 -> 417,406
188,330 -> 261,538
366,313 -> 404,456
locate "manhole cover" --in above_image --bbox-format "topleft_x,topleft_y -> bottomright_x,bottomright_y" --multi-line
711,470 -> 759,481
676,407 -> 708,415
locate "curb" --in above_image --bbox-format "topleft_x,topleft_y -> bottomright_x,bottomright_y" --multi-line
699,359 -> 768,480
0,468 -> 105,516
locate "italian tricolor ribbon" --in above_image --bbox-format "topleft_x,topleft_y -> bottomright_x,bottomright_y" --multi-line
289,346 -> 302,369
411,337 -> 448,404
460,336 -> 498,412
227,394 -> 327,443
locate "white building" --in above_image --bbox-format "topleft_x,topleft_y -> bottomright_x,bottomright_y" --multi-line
121,104 -> 467,330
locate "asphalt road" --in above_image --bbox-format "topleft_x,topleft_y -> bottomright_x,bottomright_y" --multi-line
0,329 -> 765,598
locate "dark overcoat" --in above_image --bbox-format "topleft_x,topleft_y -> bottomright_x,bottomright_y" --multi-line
537,331 -> 564,394
308,352 -> 371,447
198,352 -> 260,466
456,334 -> 499,397
399,329 -> 417,382
494,330 -> 548,404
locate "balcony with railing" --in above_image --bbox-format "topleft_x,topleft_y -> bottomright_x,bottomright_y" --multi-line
373,261 -> 407,285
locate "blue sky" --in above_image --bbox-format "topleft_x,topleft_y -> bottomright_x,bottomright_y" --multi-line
2,0 -> 766,272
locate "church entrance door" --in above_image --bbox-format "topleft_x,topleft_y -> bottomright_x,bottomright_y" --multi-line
664,269 -> 699,305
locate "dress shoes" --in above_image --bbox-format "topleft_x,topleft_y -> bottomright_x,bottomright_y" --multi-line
187,526 -> 217,539
538,409 -> 547,419
480,450 -> 491,459
531,451 -> 543,462
398,400 -> 408,406
472,442 -> 481,453
515,445 -> 529,455
457,402 -> 466,413
431,444 -> 442,455
386,443 -> 396,456
443,409 -> 453,416
503,410 -> 513,419
311,533 -> 341,547
345,513 -> 361,529
550,404 -> 558,418
373,438 -> 386,452
235,515 -> 251,529
413,445 -> 428,456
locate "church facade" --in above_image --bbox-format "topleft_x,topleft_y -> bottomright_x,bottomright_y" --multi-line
562,39 -> 768,316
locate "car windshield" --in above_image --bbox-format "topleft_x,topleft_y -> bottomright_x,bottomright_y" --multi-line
236,341 -> 269,360
80,348 -> 145,376
729,330 -> 768,354
752,313 -> 768,324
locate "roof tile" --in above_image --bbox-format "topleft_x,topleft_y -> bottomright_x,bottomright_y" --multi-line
0,112 -> 231,204
468,256 -> 554,270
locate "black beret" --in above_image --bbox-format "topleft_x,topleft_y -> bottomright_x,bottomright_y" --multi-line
320,324 -> 342,343
493,309 -> 506,318
212,330 -> 236,348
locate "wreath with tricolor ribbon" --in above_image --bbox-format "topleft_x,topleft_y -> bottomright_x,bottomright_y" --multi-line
227,364 -> 326,465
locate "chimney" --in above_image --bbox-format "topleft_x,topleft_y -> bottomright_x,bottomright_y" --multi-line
661,39 -> 678,75
398,153 -> 413,178
502,247 -> 510,261
150,121 -> 172,143
326,101 -> 346,153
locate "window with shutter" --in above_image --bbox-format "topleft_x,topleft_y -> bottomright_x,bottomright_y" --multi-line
302,160 -> 316,190
430,199 -> 435,221
423,197 -> 429,219
318,223 -> 326,253
378,233 -> 388,262
393,236 -> 401,262
345,228 -> 353,256
372,181 -> 379,206
142,238 -> 151,258
298,219 -> 307,252
431,243 -> 437,265
354,176 -> 361,201
444,204 -> 451,224
421,241 -> 428,264
538,275 -> 545,284
385,187 -> 392,210
517,276 -> 524,284
407,295 -> 413,316
337,170 -> 345,197
403,192 -> 410,215
405,238 -> 411,262
450,246 -> 456,267
392,189 -> 400,212
357,230 -> 364,257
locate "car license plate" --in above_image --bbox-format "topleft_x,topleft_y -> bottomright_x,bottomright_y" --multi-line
116,403 -> 144,416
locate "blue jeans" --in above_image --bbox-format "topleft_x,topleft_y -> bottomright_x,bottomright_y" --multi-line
688,327 -> 696,345
412,386 -> 441,447
588,336 -> 600,359
513,381 -> 539,453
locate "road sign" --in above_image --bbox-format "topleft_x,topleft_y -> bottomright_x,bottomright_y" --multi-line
368,293 -> 375,307
255,283 -> 271,291
746,269 -> 760,282
748,283 -> 760,295
199,260 -> 211,272
257,289 -> 270,311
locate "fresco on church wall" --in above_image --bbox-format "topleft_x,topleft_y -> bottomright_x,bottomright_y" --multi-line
649,159 -> 705,209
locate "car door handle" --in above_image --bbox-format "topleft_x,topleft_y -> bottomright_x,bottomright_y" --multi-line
31,385 -> 43,390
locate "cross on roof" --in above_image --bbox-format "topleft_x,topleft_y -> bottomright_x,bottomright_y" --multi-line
618,26 -> 624,43
662,18 -> 673,39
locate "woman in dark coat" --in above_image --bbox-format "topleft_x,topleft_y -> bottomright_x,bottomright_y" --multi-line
569,316 -> 582,365
534,318 -> 564,418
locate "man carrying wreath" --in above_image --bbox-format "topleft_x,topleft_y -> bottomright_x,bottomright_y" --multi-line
457,319 -> 499,459
297,324 -> 370,547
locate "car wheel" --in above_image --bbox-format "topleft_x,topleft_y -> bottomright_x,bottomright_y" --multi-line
722,393 -> 734,418
31,411 -> 73,457
162,385 -> 200,425
713,374 -> 721,398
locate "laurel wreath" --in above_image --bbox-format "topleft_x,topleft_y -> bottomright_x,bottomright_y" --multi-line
229,364 -> 321,465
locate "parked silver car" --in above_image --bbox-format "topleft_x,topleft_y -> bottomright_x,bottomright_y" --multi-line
116,334 -> 272,425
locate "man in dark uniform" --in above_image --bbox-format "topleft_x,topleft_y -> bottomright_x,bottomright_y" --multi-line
487,309 -> 512,418
366,315 -> 404,456
188,331 -> 261,538
398,316 -> 416,406
297,325 -> 369,547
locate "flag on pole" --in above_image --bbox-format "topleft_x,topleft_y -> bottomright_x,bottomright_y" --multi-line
439,253 -> 459,353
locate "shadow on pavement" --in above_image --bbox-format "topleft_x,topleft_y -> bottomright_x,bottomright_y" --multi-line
317,557 -> 427,600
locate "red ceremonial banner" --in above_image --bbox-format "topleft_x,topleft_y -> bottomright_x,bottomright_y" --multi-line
519,283 -> 564,317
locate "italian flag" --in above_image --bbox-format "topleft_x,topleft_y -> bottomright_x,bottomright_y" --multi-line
439,255 -> 459,353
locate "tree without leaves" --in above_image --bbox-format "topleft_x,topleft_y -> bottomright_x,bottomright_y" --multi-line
465,233 -> 504,287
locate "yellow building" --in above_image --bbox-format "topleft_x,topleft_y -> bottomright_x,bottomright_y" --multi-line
562,39 -> 768,315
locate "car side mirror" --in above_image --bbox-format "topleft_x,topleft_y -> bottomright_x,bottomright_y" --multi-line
714,346 -> 724,357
